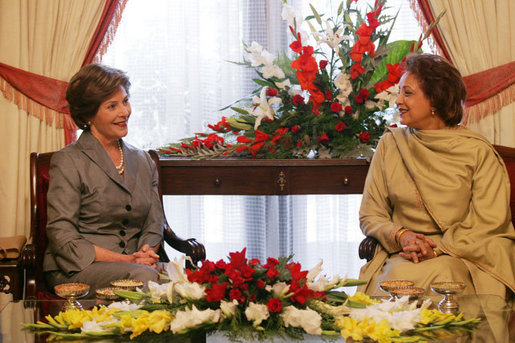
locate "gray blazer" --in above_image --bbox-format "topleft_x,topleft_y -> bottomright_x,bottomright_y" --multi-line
43,131 -> 165,275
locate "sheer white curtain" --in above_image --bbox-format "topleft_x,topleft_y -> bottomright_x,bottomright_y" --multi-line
102,0 -> 423,284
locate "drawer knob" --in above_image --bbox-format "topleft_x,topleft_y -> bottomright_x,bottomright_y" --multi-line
214,178 -> 221,187
343,177 -> 349,185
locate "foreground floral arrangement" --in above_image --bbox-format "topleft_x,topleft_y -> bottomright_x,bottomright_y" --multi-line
23,249 -> 480,342
159,0 -> 439,159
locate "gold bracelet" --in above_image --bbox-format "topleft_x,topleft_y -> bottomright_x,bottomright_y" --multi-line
395,228 -> 410,245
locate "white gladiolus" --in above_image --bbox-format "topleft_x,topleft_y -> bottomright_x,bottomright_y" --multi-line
244,302 -> 270,326
220,299 -> 239,318
276,79 -> 291,90
174,282 -> 206,300
306,260 -> 323,281
265,282 -> 290,297
166,257 -> 189,283
280,306 -> 322,335
375,84 -> 400,108
281,4 -> 303,27
169,305 -> 221,334
261,64 -> 285,79
148,280 -> 174,303
107,300 -> 141,312
307,275 -> 340,292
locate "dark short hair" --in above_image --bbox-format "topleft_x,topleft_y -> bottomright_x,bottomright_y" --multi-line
403,54 -> 466,126
66,64 -> 131,130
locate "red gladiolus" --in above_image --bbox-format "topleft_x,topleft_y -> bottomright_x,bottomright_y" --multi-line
267,298 -> 283,313
292,94 -> 305,105
359,131 -> 371,143
350,63 -> 366,79
205,282 -> 228,302
249,142 -> 266,157
264,257 -> 280,268
289,39 -> 302,53
335,122 -> 346,132
318,133 -> 329,144
344,106 -> 353,115
325,91 -> 333,100
355,88 -> 370,103
236,145 -> 248,152
319,60 -> 328,69
386,63 -> 403,83
290,45 -> 324,114
254,130 -> 270,143
366,5 -> 383,30
330,102 -> 342,112
267,88 -> 278,97
390,123 -> 398,128
290,285 -> 315,305
237,136 -> 252,143
291,125 -> 301,133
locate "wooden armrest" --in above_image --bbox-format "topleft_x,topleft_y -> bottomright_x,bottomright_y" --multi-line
163,226 -> 206,266
358,236 -> 379,262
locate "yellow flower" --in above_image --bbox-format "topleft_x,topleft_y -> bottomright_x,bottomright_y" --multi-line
337,317 -> 364,341
129,311 -> 151,339
348,291 -> 379,305
148,310 -> 173,334
336,316 -> 400,343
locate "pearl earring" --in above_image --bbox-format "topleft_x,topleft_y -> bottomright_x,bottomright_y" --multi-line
431,109 -> 436,116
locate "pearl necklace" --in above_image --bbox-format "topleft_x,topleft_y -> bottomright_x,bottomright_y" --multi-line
116,141 -> 125,175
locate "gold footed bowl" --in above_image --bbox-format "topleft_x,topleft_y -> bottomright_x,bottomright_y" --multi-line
54,283 -> 90,311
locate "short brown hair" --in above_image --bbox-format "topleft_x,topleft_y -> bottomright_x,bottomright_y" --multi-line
403,54 -> 466,126
66,64 -> 131,130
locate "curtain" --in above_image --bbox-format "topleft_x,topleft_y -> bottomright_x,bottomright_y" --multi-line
412,0 -> 514,146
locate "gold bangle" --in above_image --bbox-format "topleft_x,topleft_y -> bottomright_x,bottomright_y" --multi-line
395,228 -> 410,244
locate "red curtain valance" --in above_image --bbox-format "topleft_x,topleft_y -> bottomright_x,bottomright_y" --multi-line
463,62 -> 515,107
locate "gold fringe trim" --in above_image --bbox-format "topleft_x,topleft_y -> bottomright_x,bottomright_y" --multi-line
0,76 -> 76,130
407,0 -> 442,56
463,84 -> 515,125
93,0 -> 129,63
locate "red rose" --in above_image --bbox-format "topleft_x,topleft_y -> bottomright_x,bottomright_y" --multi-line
319,60 -> 328,69
344,106 -> 353,115
256,279 -> 266,289
359,132 -> 371,143
229,288 -> 245,303
330,102 -> 342,112
318,133 -> 329,144
267,298 -> 283,313
355,88 -> 370,103
325,91 -> 333,100
292,94 -> 305,105
266,267 -> 280,280
335,122 -> 346,132
350,63 -> 366,79
264,257 -> 279,268
296,141 -> 302,147
266,88 -> 278,97
291,125 -> 301,133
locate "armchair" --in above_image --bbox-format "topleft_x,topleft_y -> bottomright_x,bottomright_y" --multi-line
358,144 -> 515,262
23,150 -> 205,299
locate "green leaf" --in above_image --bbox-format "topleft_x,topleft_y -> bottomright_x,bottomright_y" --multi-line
337,2 -> 344,16
252,78 -> 274,88
341,278 -> 367,286
230,107 -> 249,115
309,4 -> 322,24
346,300 -> 367,308
227,116 -> 253,130
369,40 -> 413,85
113,289 -> 146,300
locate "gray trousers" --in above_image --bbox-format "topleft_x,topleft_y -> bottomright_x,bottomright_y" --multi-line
45,261 -> 159,298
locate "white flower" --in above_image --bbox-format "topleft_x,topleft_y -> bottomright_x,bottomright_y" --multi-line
107,300 -> 141,312
334,73 -> 353,103
276,79 -> 291,90
81,319 -> 118,334
174,282 -> 206,300
306,260 -> 323,281
220,299 -> 239,318
307,275 -> 340,292
248,86 -> 282,130
169,305 -> 221,334
281,4 -> 303,27
244,302 -> 270,326
148,280 -> 174,303
375,84 -> 400,108
247,42 -> 275,67
280,306 -> 322,335
261,64 -> 285,79
166,257 -> 189,283
314,21 -> 353,53
265,282 -> 290,297
365,100 -> 378,109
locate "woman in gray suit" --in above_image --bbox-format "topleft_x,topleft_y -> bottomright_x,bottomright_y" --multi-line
44,64 -> 165,294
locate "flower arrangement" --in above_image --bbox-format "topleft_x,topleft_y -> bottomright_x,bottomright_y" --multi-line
158,0 -> 440,159
24,249 -> 480,342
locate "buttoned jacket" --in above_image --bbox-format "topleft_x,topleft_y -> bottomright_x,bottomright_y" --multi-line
43,131 -> 165,275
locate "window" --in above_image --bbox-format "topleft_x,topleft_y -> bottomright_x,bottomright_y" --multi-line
102,0 -> 425,286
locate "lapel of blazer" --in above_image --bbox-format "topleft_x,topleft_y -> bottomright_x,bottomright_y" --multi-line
78,131 -> 130,194
121,141 -> 138,195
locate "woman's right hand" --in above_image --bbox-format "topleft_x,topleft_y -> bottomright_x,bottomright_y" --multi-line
398,231 -> 437,263
131,245 -> 159,268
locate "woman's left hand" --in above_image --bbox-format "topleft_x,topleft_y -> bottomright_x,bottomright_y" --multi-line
399,233 -> 437,263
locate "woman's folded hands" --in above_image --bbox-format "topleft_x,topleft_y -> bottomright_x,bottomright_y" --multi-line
398,231 -> 437,263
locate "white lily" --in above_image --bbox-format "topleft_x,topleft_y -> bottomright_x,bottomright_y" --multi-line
281,4 -> 303,27
169,305 -> 221,334
247,42 -> 275,67
166,256 -> 189,283
248,87 -> 282,130
375,84 -> 400,108
314,21 -> 353,53
280,306 -> 322,335
174,282 -> 206,300
245,302 -> 270,326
